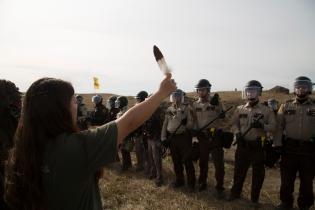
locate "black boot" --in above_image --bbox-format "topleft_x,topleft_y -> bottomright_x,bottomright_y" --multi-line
198,183 -> 207,192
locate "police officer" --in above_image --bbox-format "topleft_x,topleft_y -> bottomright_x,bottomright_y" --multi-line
275,76 -> 315,210
106,95 -> 121,162
192,79 -> 226,195
144,106 -> 164,187
91,95 -> 108,126
115,96 -> 133,171
267,98 -> 279,113
0,79 -> 21,210
106,95 -> 120,122
133,91 -> 149,171
76,95 -> 88,130
228,80 -> 276,206
161,89 -> 195,191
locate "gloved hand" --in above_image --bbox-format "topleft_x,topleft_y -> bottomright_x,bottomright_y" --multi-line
181,118 -> 187,126
191,137 -> 200,162
250,121 -> 264,129
210,93 -> 219,106
192,137 -> 199,145
161,138 -> 171,148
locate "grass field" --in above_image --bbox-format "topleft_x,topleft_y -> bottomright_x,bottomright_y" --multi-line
81,91 -> 315,210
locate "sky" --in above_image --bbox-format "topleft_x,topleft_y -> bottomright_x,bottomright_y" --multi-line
0,0 -> 314,95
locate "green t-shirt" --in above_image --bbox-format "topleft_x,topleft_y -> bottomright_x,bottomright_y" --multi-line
42,121 -> 117,210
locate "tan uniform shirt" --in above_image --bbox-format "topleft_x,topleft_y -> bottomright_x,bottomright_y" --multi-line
274,98 -> 315,146
230,102 -> 276,141
161,103 -> 193,140
192,96 -> 224,130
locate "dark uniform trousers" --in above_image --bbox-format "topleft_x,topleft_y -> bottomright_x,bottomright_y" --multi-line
147,138 -> 163,180
170,132 -> 196,187
280,139 -> 315,209
120,146 -> 132,169
134,136 -> 147,169
231,141 -> 265,202
198,133 -> 225,191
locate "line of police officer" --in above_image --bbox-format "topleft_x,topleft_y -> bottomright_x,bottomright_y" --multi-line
159,76 -> 314,210
60,76 -> 315,209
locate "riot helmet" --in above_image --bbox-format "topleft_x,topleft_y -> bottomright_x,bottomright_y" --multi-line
294,76 -> 313,99
242,80 -> 263,101
115,96 -> 128,109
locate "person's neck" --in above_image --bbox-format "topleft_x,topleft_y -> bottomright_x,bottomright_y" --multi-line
248,99 -> 259,107
200,95 -> 209,103
296,97 -> 308,104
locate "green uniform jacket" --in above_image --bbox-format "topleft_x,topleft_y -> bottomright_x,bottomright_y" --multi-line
42,122 -> 117,210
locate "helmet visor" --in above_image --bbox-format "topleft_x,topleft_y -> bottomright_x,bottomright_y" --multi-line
136,97 -> 143,103
114,100 -> 120,109
196,87 -> 210,92
92,96 -> 101,104
294,80 -> 312,95
267,100 -> 278,111
170,91 -> 183,103
243,87 -> 260,100
106,100 -> 114,109
76,97 -> 83,104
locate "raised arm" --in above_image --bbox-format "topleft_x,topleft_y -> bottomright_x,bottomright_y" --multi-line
115,74 -> 176,145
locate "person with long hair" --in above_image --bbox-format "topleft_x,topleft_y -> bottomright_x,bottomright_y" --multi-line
0,79 -> 21,210
5,74 -> 176,210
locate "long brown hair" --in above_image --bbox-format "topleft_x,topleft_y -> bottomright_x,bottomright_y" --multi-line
5,78 -> 78,210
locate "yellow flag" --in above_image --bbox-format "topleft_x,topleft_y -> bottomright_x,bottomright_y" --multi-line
93,77 -> 100,89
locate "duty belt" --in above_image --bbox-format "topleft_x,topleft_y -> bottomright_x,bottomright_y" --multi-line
200,127 -> 217,138
240,137 -> 268,149
285,138 -> 315,147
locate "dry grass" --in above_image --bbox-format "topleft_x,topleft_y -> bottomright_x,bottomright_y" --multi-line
99,149 -> 315,210
80,91 -> 315,210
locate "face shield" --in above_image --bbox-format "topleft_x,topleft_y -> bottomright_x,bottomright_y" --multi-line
106,100 -> 115,109
242,87 -> 261,101
170,91 -> 184,103
267,99 -> 279,111
92,95 -> 102,104
196,87 -> 210,99
135,97 -> 143,103
76,97 -> 83,104
114,100 -> 121,109
294,80 -> 312,98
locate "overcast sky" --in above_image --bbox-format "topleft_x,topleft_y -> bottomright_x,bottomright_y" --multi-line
0,0 -> 314,95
